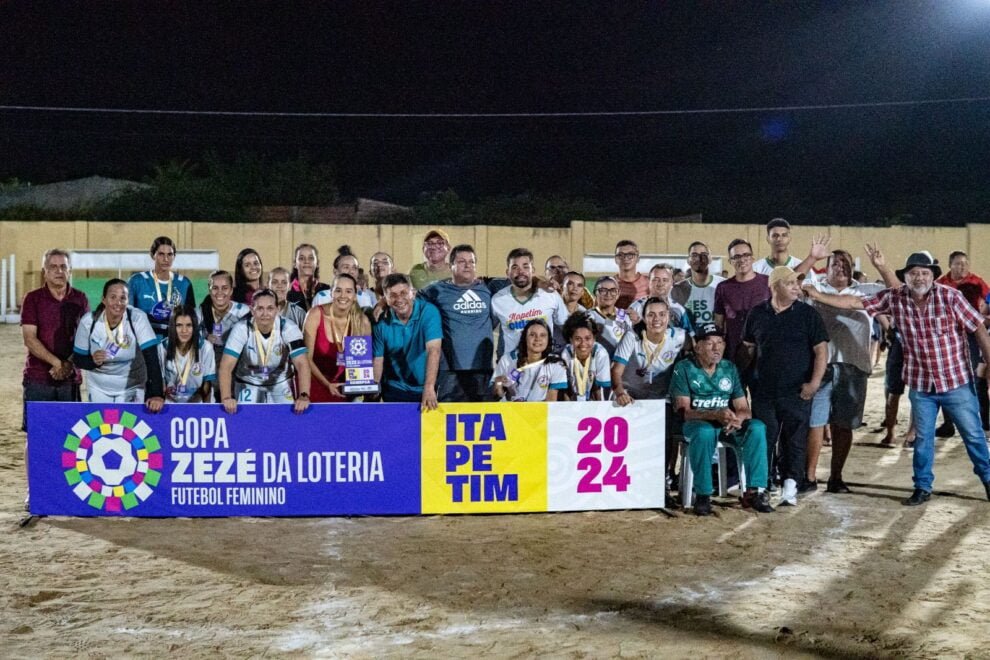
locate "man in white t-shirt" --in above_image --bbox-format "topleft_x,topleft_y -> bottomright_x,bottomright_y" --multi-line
671,241 -> 725,328
491,248 -> 569,358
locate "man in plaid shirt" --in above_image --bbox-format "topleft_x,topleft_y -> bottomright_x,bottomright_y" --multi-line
807,247 -> 990,506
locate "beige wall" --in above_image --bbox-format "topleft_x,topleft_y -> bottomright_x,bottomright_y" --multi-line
0,219 -> 981,305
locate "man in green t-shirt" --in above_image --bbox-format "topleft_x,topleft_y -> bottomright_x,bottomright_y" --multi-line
670,322 -> 774,515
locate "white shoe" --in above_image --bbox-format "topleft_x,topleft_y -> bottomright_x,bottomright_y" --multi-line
778,478 -> 798,506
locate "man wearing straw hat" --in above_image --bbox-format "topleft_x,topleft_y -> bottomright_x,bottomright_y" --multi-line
806,247 -> 990,506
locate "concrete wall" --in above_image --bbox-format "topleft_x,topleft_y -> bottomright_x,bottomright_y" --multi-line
0,219 -> 981,305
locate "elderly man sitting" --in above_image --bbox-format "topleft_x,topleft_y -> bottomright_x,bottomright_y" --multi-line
670,323 -> 775,516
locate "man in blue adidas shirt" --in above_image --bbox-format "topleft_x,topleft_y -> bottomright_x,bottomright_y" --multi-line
418,244 -> 501,402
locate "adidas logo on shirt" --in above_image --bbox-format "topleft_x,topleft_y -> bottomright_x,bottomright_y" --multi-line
453,289 -> 487,314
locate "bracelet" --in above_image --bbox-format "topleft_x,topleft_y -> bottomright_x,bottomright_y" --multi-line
222,397 -> 235,402
297,393 -> 310,399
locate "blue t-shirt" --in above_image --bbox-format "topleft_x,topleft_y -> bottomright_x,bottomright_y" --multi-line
373,298 -> 443,396
127,271 -> 196,335
418,279 -> 497,372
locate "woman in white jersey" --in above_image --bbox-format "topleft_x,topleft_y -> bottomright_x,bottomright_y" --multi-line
73,278 -> 165,411
559,311 -> 612,401
612,297 -> 689,485
218,288 -> 311,414
493,319 -> 567,402
197,270 -> 250,399
159,304 -> 216,403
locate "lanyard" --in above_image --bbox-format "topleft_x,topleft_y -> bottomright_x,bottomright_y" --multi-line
642,333 -> 668,370
572,354 -> 591,396
173,349 -> 193,387
329,314 -> 350,349
212,304 -> 230,324
103,313 -> 125,346
152,271 -> 174,304
253,322 -> 278,368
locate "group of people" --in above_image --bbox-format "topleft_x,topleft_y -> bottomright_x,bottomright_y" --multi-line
22,220 -> 990,514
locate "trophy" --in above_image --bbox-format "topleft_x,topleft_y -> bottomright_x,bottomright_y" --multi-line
342,335 -> 380,395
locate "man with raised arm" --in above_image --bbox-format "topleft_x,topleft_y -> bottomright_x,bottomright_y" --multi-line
805,245 -> 990,506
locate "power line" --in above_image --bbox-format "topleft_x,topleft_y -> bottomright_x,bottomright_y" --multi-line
2,96 -> 990,119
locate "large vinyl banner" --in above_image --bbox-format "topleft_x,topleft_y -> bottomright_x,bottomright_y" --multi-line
28,401 -> 664,517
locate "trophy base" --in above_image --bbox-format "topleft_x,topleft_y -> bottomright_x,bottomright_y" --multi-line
343,383 -> 380,395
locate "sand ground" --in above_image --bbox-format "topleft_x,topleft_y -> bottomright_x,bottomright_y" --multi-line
3,323 -> 990,658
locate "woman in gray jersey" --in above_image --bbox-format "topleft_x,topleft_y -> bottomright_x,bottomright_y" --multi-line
72,278 -> 165,411
218,288 -> 311,414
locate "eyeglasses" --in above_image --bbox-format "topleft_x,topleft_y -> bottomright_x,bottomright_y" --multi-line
597,288 -> 619,296
729,253 -> 753,262
615,252 -> 639,259
546,264 -> 568,271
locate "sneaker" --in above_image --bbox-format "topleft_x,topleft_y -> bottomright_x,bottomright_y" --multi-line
741,490 -> 775,513
826,477 -> 852,494
778,478 -> 798,506
903,489 -> 931,506
935,422 -> 955,438
983,480 -> 990,502
693,494 -> 713,517
798,479 -> 818,494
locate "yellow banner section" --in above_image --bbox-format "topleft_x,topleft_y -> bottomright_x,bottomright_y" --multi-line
421,403 -> 548,514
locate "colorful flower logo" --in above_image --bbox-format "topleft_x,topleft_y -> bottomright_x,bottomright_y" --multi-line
62,409 -> 162,512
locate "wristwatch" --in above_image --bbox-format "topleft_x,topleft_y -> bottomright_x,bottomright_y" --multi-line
298,392 -> 310,399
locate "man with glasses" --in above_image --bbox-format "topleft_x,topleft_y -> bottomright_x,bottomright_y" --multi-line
672,241 -> 725,328
21,248 -> 90,510
808,249 -> 990,506
714,239 -> 770,363
410,228 -> 452,290
587,276 -> 633,358
614,240 -> 649,309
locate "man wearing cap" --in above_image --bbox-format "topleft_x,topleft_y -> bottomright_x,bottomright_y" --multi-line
410,229 -> 451,291
670,322 -> 775,516
739,266 -> 829,506
806,247 -> 990,506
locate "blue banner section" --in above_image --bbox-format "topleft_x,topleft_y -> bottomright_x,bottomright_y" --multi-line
28,402 -> 422,517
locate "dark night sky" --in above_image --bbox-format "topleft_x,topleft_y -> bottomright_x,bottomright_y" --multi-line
2,1 -> 990,223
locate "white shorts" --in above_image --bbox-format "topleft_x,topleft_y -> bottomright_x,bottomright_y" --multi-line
234,380 -> 294,404
87,383 -> 144,403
